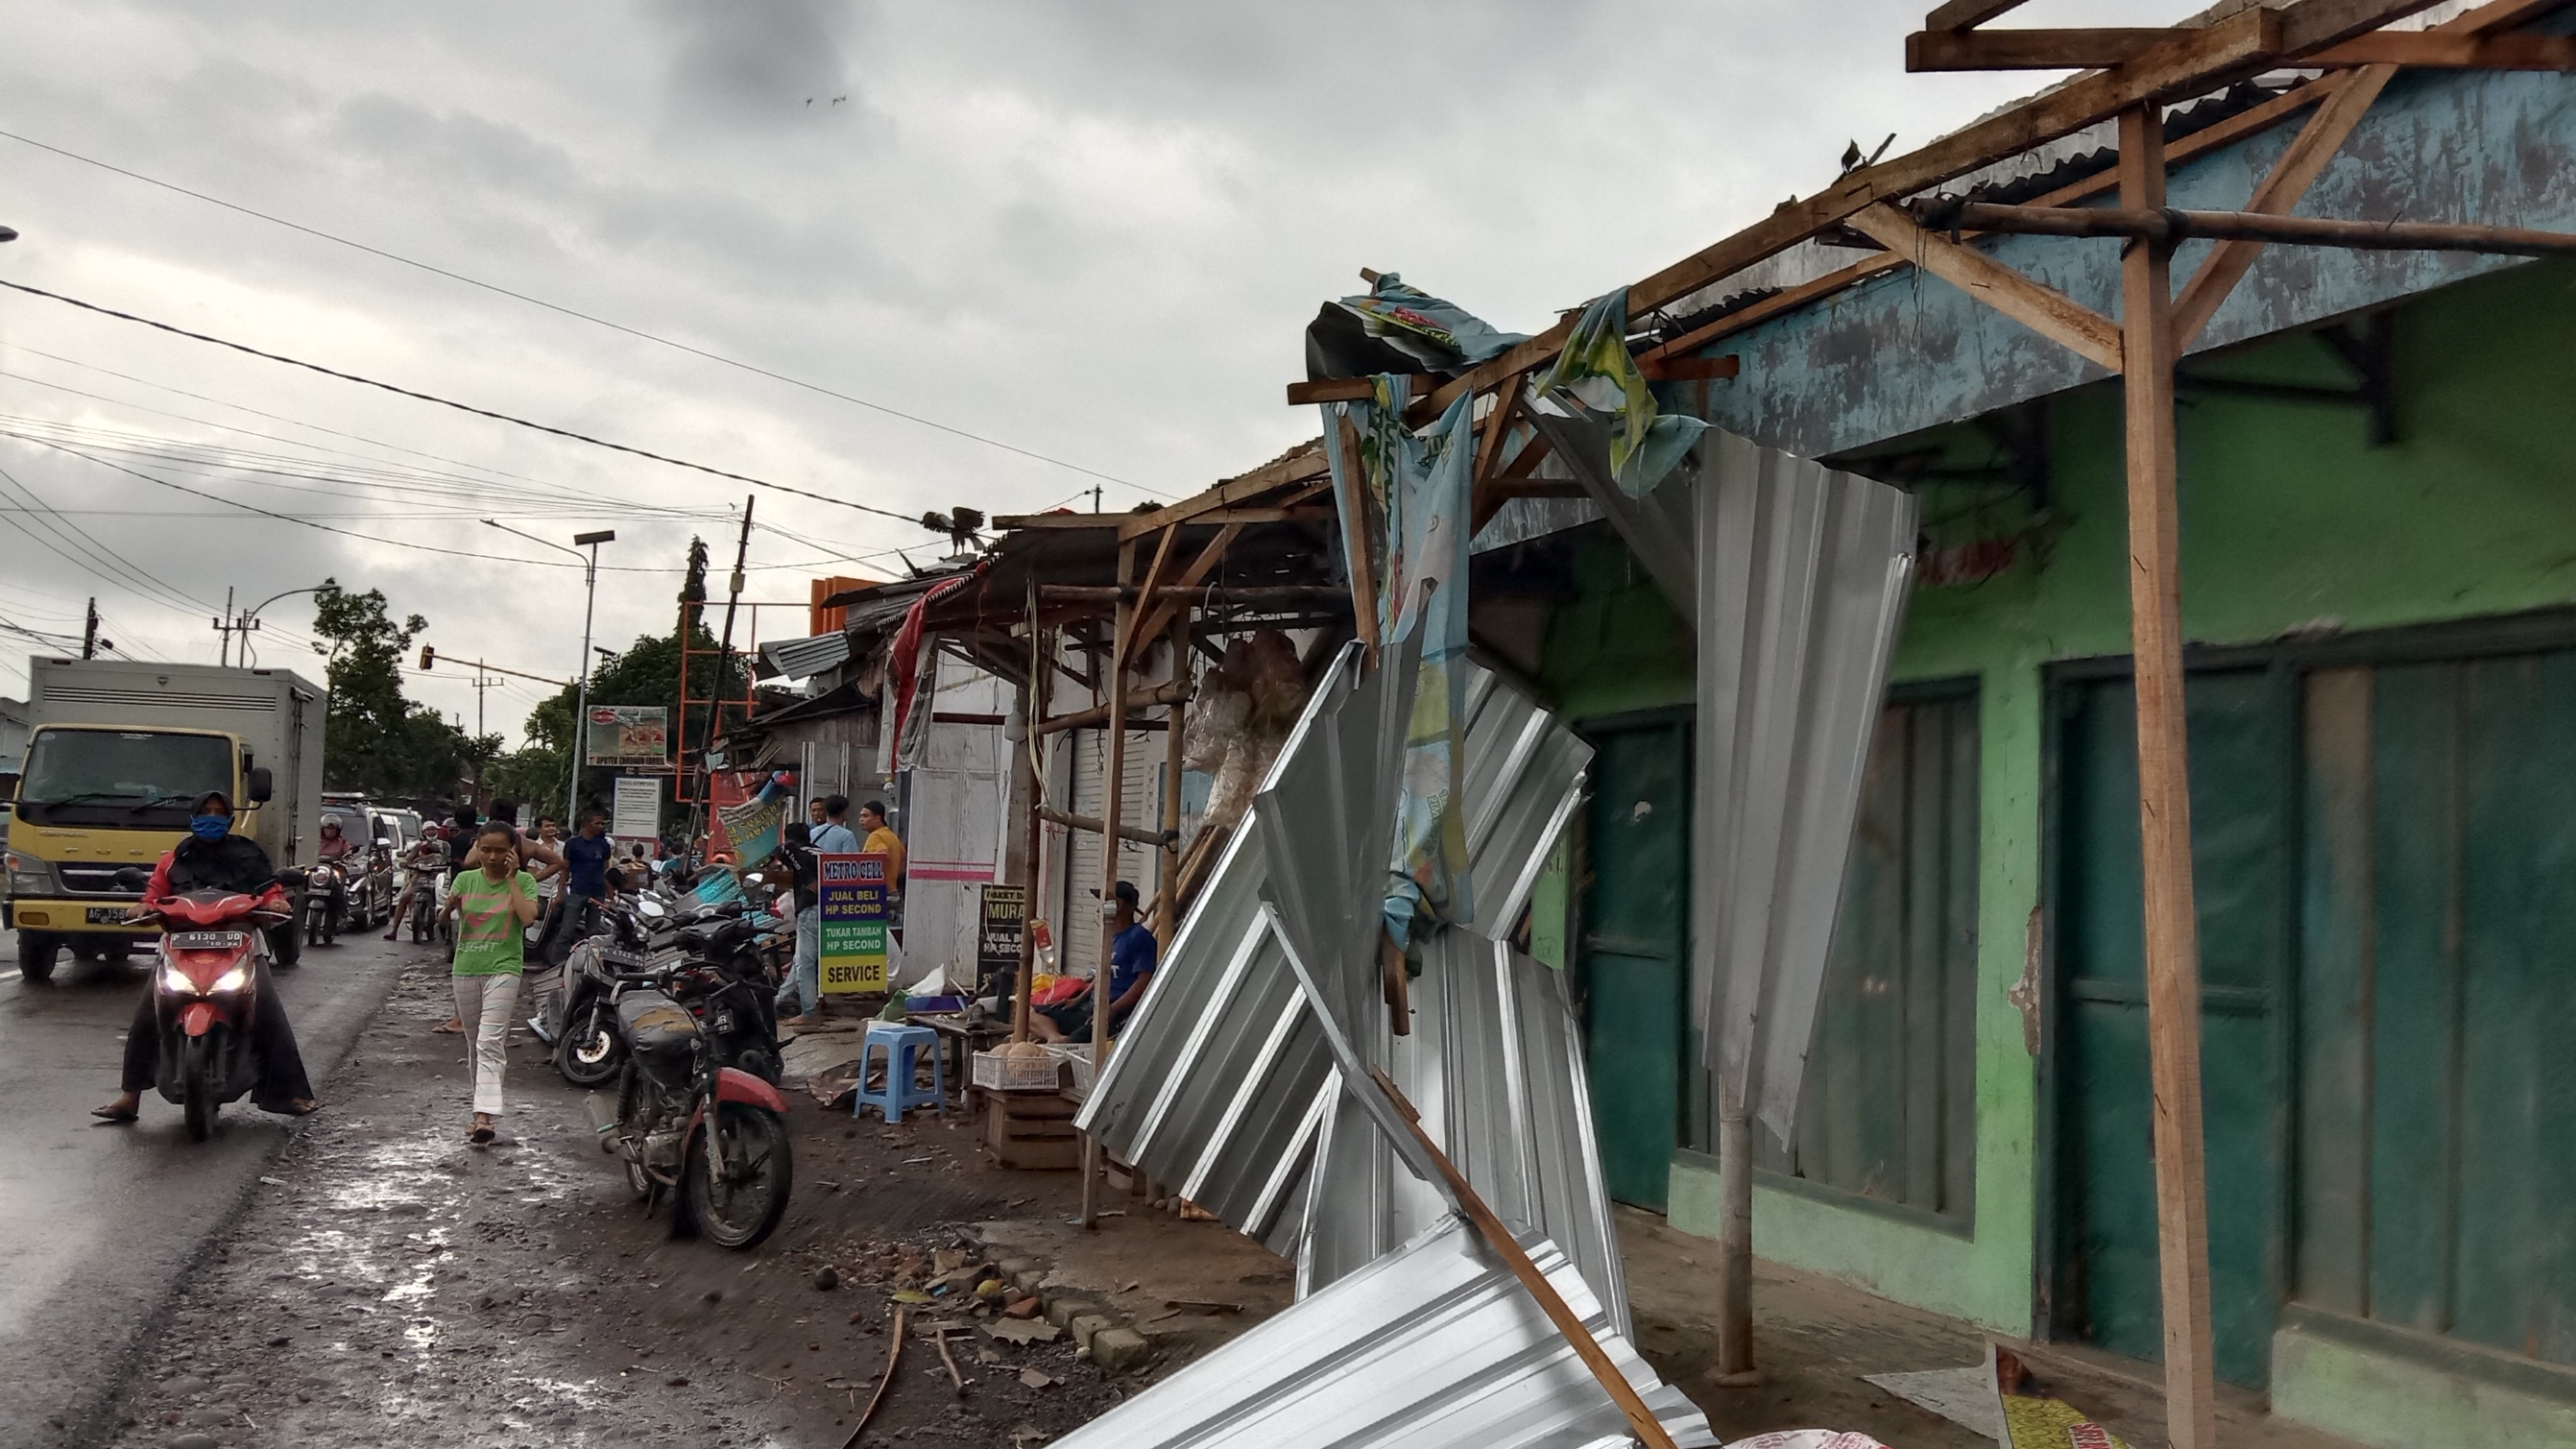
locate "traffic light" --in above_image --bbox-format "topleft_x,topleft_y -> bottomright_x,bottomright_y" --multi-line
420,645 -> 436,670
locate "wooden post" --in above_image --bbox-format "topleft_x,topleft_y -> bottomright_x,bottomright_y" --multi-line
1010,625 -> 1051,1046
1713,1109 -> 1759,1386
2118,103 -> 2218,1449
1081,539 -> 1136,1230
1157,604 -> 1190,947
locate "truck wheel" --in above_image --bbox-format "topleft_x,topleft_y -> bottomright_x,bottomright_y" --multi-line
16,933 -> 59,983
269,915 -> 303,971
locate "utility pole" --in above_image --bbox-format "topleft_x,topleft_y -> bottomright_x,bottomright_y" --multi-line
683,497 -> 756,857
473,665 -> 490,737
567,529 -> 614,830
81,597 -> 99,659
213,587 -> 236,665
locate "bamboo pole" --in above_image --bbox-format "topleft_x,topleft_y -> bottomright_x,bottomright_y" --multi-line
1158,603 -> 1190,947
1010,624 -> 1050,1046
1926,200 -> 2576,257
2118,105 -> 2219,1449
1080,539 -> 1136,1230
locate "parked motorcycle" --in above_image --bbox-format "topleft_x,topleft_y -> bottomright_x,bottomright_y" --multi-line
121,866 -> 303,1142
592,961 -> 794,1249
551,895 -> 662,1086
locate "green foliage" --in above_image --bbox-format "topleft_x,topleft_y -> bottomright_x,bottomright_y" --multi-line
310,579 -> 494,798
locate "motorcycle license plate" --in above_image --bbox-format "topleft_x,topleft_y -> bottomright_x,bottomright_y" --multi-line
86,906 -> 134,925
169,930 -> 249,950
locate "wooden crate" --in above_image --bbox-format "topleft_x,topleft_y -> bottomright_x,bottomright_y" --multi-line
984,1088 -> 1081,1171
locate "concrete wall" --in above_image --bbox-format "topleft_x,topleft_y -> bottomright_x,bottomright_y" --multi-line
1537,257 -> 2576,1415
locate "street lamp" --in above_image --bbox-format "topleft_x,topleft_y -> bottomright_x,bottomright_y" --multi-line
485,519 -> 614,830
231,585 -> 324,666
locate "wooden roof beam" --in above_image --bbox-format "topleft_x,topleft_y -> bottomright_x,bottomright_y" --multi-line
1846,202 -> 2125,369
1413,0 -> 2441,422
1914,23 -> 2576,71
1924,0 -> 2035,30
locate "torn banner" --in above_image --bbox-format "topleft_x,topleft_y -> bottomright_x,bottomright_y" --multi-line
1533,287 -> 1709,497
1321,376 -> 1477,946
1308,271 -> 1531,377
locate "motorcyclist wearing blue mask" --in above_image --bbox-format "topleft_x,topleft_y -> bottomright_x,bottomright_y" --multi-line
91,790 -> 318,1123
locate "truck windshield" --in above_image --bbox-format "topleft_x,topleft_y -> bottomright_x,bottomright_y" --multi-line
17,729 -> 233,829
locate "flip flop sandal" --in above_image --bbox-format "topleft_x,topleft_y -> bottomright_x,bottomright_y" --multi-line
90,1104 -> 139,1123
432,1021 -> 465,1035
468,1123 -> 496,1146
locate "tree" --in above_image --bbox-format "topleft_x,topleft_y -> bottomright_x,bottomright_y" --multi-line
310,579 -> 494,799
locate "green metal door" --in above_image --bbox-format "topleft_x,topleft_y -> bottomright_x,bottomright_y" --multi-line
1577,714 -> 1691,1211
2053,666 -> 2286,1388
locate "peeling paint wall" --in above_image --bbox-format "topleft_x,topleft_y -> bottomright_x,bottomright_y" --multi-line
1702,61 -> 2576,461
1540,255 -> 2576,1370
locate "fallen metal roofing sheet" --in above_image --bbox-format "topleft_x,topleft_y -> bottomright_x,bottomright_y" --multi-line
1690,429 -> 1916,1140
1047,1216 -> 1716,1449
1076,647 -> 1610,1303
1293,930 -> 1628,1331
1526,395 -> 1697,633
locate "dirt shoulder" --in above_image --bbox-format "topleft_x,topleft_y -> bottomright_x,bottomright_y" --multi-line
95,961 -> 1282,1449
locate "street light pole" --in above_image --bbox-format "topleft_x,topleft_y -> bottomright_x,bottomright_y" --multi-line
483,519 -> 614,830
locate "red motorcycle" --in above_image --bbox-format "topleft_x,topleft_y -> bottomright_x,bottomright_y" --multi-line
127,877 -> 298,1142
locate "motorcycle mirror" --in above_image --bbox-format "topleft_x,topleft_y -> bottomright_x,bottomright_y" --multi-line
111,865 -> 151,891
276,867 -> 309,888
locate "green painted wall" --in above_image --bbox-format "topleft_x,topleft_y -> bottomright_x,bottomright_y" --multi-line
1538,258 -> 2576,1340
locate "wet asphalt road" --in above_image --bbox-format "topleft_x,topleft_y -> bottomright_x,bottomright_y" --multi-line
0,926 -> 408,1448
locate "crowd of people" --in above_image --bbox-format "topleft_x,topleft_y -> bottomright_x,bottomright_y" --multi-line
70,784 -> 1161,1152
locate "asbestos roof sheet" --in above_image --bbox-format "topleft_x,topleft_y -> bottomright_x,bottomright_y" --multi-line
1048,1216 -> 1715,1449
754,630 -> 853,682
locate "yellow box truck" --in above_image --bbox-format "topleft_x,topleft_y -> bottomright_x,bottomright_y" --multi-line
4,659 -> 325,981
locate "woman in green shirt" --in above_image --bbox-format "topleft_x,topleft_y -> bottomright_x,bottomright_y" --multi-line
440,821 -> 540,1145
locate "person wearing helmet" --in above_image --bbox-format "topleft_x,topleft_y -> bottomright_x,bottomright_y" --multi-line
90,791 -> 318,1122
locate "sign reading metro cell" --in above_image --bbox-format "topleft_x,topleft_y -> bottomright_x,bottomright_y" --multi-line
818,851 -> 890,994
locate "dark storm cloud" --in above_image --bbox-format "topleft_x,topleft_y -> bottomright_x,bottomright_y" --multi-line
647,0 -> 864,132
0,0 -> 2165,730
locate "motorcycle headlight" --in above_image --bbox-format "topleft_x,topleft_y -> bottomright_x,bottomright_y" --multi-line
161,963 -> 197,994
211,965 -> 252,994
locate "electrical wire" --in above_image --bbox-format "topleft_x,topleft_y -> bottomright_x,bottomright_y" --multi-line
0,126 -> 1163,498
0,277 -> 945,527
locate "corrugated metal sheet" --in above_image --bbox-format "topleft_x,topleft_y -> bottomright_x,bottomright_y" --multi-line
1294,930 -> 1628,1328
1524,395 -> 1697,630
1692,430 -> 1917,1140
755,630 -> 852,682
1077,649 -> 1617,1306
1049,1216 -> 1715,1449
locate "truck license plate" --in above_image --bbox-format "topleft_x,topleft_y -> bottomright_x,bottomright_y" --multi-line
87,906 -> 135,925
169,930 -> 249,950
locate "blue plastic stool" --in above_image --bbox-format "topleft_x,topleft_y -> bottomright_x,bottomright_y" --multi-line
852,1022 -> 946,1123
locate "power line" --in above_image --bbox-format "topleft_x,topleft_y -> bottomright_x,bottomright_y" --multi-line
0,126 -> 1161,498
0,277 -> 948,528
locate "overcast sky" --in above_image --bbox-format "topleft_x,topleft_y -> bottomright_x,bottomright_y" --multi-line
0,0 -> 2156,743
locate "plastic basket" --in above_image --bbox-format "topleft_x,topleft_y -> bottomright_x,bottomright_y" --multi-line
973,1049 -> 1066,1093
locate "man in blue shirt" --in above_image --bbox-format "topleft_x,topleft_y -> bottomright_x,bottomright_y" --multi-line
1034,880 -> 1156,1043
538,812 -> 614,969
810,794 -> 860,856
